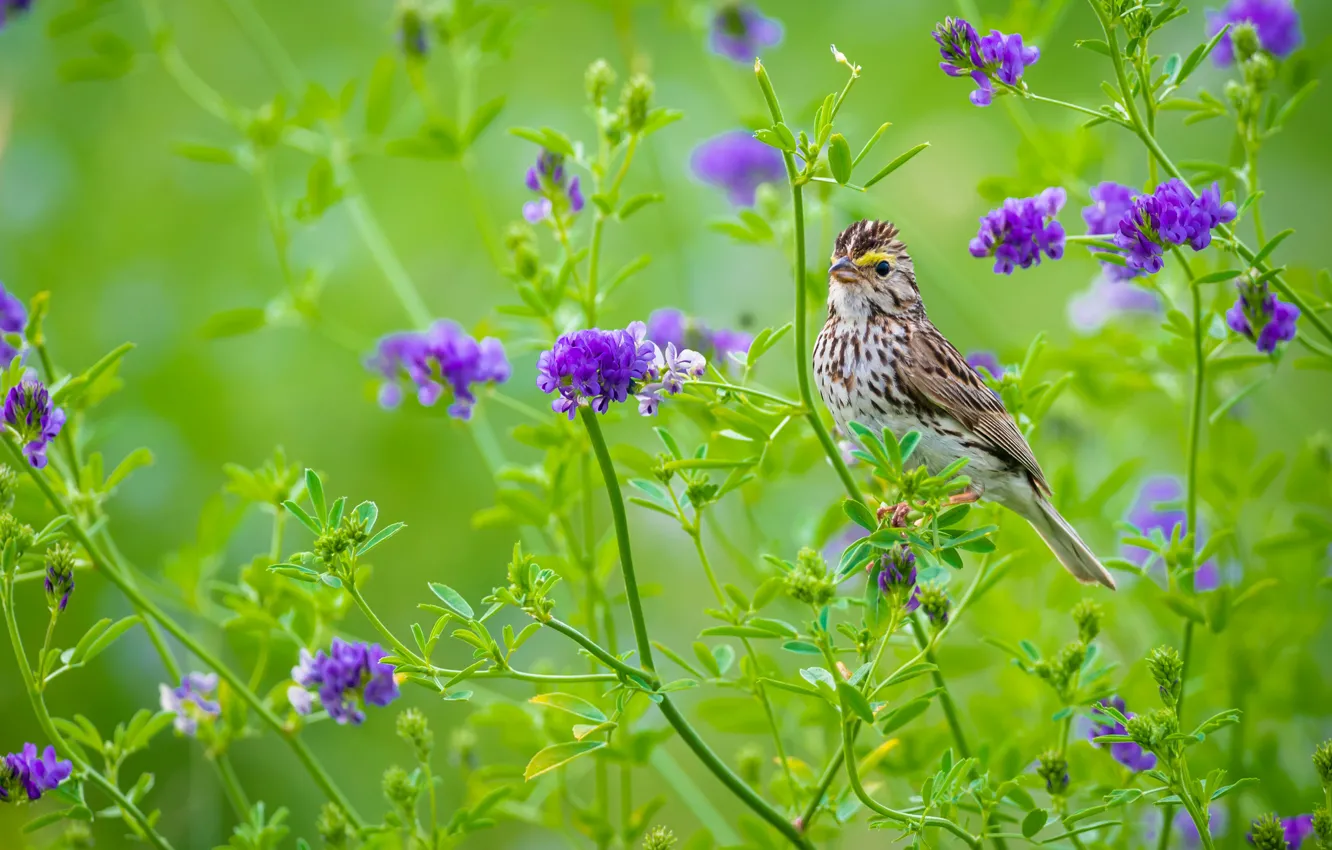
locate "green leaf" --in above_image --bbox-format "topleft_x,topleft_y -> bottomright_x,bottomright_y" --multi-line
843,498 -> 876,531
699,625 -> 777,639
81,616 -> 141,664
863,142 -> 929,189
827,133 -> 852,184
852,123 -> 891,168
429,583 -> 475,619
530,693 -> 607,723
837,681 -> 875,724
304,469 -> 326,524
879,695 -> 933,736
172,142 -> 236,165
1022,809 -> 1049,839
1161,593 -> 1206,624
618,193 -> 664,220
365,55 -> 395,136
358,521 -> 405,554
200,307 -> 267,339
1250,228 -> 1294,267
282,500 -> 321,535
1193,269 -> 1243,284
105,448 -> 154,491
1074,39 -> 1111,56
524,740 -> 606,781
53,342 -> 134,406
463,96 -> 506,146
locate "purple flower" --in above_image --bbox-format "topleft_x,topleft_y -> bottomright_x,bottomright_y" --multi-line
877,546 -> 920,613
0,284 -> 25,364
969,188 -> 1067,274
522,149 -> 583,223
1,744 -> 72,802
289,638 -> 400,726
646,308 -> 751,367
0,0 -> 35,29
1113,180 -> 1236,275
709,3 -> 783,64
536,322 -> 705,419
1089,697 -> 1158,772
3,378 -> 66,469
690,131 -> 786,207
1082,183 -> 1145,282
1225,277 -> 1299,353
1123,477 -> 1219,585
1207,0 -> 1301,66
44,560 -> 74,613
366,321 -> 510,419
159,672 -> 222,736
1068,280 -> 1161,332
933,17 -> 1039,106
965,351 -> 1003,377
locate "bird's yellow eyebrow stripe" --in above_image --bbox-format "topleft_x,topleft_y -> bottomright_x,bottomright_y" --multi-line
853,251 -> 894,267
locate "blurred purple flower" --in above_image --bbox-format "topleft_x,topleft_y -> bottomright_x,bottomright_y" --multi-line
969,188 -> 1066,274
1082,182 -> 1145,282
1068,280 -> 1161,332
1124,477 -> 1218,586
3,378 -> 66,469
1208,0 -> 1301,66
290,638 -> 400,726
1090,697 -> 1158,772
1114,180 -> 1236,275
966,351 -> 1003,377
1226,278 -> 1299,353
159,672 -> 221,736
366,321 -> 510,419
0,743 -> 71,802
709,3 -> 783,63
536,322 -> 705,419
933,17 -> 1040,106
0,0 -> 34,29
1143,805 -> 1229,849
646,308 -> 752,367
0,284 -> 25,363
690,131 -> 786,207
522,149 -> 582,223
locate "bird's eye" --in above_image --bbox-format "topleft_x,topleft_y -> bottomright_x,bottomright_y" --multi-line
874,260 -> 892,277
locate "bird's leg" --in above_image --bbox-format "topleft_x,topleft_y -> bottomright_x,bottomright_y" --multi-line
946,488 -> 981,506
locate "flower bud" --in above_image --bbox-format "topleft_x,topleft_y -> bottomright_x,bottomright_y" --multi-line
917,582 -> 951,627
585,59 -> 616,107
1125,708 -> 1178,754
43,543 -> 76,614
503,223 -> 541,280
1232,22 -> 1261,63
0,513 -> 35,563
1224,79 -> 1247,110
1314,739 -> 1332,787
620,74 -> 654,134
397,708 -> 433,762
1071,599 -> 1102,643
784,548 -> 835,607
317,803 -> 351,849
1245,53 -> 1276,92
642,825 -> 677,850
1248,813 -> 1289,850
449,726 -> 478,769
1313,806 -> 1331,849
736,744 -> 763,787
382,765 -> 420,808
1036,750 -> 1069,796
1147,645 -> 1183,707
398,7 -> 429,58
0,464 -> 17,511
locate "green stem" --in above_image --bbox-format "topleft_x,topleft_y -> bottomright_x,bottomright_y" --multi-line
215,755 -> 251,820
1245,146 -> 1267,247
754,62 -> 864,505
578,409 -> 655,673
3,583 -> 175,850
689,381 -> 802,408
4,436 -> 365,828
838,718 -> 981,849
346,582 -> 425,665
546,617 -> 654,685
910,615 -> 971,758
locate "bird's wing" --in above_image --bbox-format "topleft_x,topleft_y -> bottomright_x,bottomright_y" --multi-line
899,324 -> 1050,495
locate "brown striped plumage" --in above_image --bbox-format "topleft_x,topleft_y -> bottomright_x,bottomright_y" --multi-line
814,220 -> 1115,589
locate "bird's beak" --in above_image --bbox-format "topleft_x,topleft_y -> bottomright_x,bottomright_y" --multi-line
829,256 -> 858,284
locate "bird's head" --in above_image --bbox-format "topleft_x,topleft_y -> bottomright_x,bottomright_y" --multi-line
827,220 -> 919,319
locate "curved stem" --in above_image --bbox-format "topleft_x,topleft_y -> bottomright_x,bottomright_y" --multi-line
578,409 -> 655,672
4,436 -> 364,828
909,614 -> 970,758
215,755 -> 251,820
546,617 -> 655,685
346,582 -> 425,666
689,381 -> 802,408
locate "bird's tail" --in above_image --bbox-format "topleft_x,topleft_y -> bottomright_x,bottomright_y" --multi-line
1020,497 -> 1116,590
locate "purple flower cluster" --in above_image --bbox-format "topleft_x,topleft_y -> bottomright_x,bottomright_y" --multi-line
0,0 -> 34,29
646,308 -> 752,367
1208,0 -> 1302,66
44,561 -> 74,613
0,285 -> 25,364
365,321 -> 510,420
3,378 -> 66,469
289,638 -> 400,726
1083,182 -> 1144,283
877,545 -> 920,613
690,131 -> 786,207
536,322 -> 706,419
1112,180 -> 1236,274
159,672 -> 221,737
709,3 -> 782,64
1089,697 -> 1157,772
0,743 -> 72,802
933,17 -> 1040,107
969,188 -> 1067,274
523,149 -> 584,224
1226,277 -> 1300,353
1124,477 -> 1219,589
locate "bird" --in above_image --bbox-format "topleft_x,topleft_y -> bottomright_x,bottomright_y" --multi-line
812,219 -> 1115,589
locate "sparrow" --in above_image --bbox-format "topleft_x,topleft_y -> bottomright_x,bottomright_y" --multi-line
812,219 -> 1115,589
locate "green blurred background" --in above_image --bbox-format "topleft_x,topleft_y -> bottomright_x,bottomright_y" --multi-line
1,0 -> 1330,847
